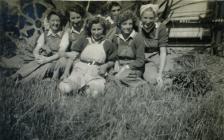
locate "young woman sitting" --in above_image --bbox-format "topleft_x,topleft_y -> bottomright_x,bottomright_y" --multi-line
59,16 -> 117,96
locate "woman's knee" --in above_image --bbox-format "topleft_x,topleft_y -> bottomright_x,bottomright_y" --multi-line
54,58 -> 66,71
59,78 -> 80,94
92,84 -> 105,94
143,72 -> 158,85
59,81 -> 73,94
144,63 -> 158,82
88,80 -> 105,95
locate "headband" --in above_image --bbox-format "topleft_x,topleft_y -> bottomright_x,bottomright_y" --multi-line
140,4 -> 159,16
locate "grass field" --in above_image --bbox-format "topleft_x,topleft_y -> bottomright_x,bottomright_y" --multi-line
0,54 -> 224,140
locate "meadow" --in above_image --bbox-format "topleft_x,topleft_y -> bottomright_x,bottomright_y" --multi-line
0,54 -> 224,140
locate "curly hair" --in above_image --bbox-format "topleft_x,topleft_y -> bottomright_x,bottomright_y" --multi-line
117,10 -> 138,31
85,16 -> 107,37
66,4 -> 86,19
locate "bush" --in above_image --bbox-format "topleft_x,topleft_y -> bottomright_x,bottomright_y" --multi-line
166,54 -> 212,97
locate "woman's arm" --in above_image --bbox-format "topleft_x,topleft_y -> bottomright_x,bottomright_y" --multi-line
158,47 -> 166,76
157,23 -> 168,86
157,47 -> 166,87
60,58 -> 73,80
43,46 -> 81,64
35,31 -> 69,64
44,53 -> 59,62
98,61 -> 115,76
36,53 -> 59,64
64,51 -> 80,60
33,33 -> 45,59
105,40 -> 117,66
98,40 -> 117,75
58,31 -> 70,57
60,51 -> 80,79
61,37 -> 87,78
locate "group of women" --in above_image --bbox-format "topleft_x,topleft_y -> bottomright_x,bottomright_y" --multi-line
12,2 -> 168,96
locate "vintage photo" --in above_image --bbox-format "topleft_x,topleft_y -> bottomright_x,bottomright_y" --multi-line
0,0 -> 224,139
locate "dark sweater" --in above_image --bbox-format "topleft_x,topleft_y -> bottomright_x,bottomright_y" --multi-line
129,23 -> 168,69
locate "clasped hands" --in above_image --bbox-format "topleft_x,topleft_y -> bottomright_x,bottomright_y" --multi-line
114,65 -> 137,80
36,55 -> 50,64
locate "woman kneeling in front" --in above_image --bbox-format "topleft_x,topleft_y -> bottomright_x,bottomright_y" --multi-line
59,16 -> 117,96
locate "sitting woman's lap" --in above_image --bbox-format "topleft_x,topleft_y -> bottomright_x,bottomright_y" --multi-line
59,62 -> 106,95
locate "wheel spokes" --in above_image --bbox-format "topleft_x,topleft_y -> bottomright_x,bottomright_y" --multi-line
20,25 -> 35,37
10,0 -> 56,39
33,3 -> 38,20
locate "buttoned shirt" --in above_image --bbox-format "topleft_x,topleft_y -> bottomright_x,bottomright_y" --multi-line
37,29 -> 63,47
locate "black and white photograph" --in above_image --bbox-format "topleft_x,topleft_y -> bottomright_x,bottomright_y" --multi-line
0,0 -> 224,139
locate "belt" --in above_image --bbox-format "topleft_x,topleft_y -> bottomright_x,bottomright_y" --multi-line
80,59 -> 102,65
118,59 -> 135,65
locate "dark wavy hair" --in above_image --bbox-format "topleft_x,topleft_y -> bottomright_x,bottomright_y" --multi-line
46,10 -> 67,28
117,10 -> 138,31
47,10 -> 63,21
108,2 -> 121,11
66,4 -> 86,20
85,16 -> 107,37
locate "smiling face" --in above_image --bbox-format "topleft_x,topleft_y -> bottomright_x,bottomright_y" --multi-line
91,23 -> 104,41
120,19 -> 133,36
69,11 -> 83,28
111,6 -> 121,20
48,14 -> 61,32
141,9 -> 156,33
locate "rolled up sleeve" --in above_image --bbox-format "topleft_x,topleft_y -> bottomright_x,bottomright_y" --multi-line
59,31 -> 70,52
103,40 -> 117,62
158,24 -> 168,48
33,33 -> 44,57
70,37 -> 88,53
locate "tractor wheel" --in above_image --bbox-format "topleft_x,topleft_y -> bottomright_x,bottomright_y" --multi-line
9,0 -> 55,46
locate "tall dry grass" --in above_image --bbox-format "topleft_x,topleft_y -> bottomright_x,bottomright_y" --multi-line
0,54 -> 224,140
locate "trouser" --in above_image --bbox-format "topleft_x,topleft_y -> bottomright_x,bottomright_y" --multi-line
143,53 -> 176,84
0,54 -> 34,69
113,60 -> 145,87
59,61 -> 105,95
18,57 -> 67,82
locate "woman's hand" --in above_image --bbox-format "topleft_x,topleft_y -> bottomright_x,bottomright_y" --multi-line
34,55 -> 44,61
36,56 -> 49,64
156,73 -> 163,88
115,65 -> 130,80
58,51 -> 66,58
98,64 -> 108,76
60,72 -> 70,80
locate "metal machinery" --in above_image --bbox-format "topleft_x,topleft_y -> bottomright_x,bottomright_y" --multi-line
167,0 -> 224,50
1,0 -> 224,49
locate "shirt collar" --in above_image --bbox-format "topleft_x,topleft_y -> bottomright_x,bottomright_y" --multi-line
155,22 -> 160,28
47,29 -> 62,37
116,30 -> 137,42
86,36 -> 104,44
71,26 -> 84,34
